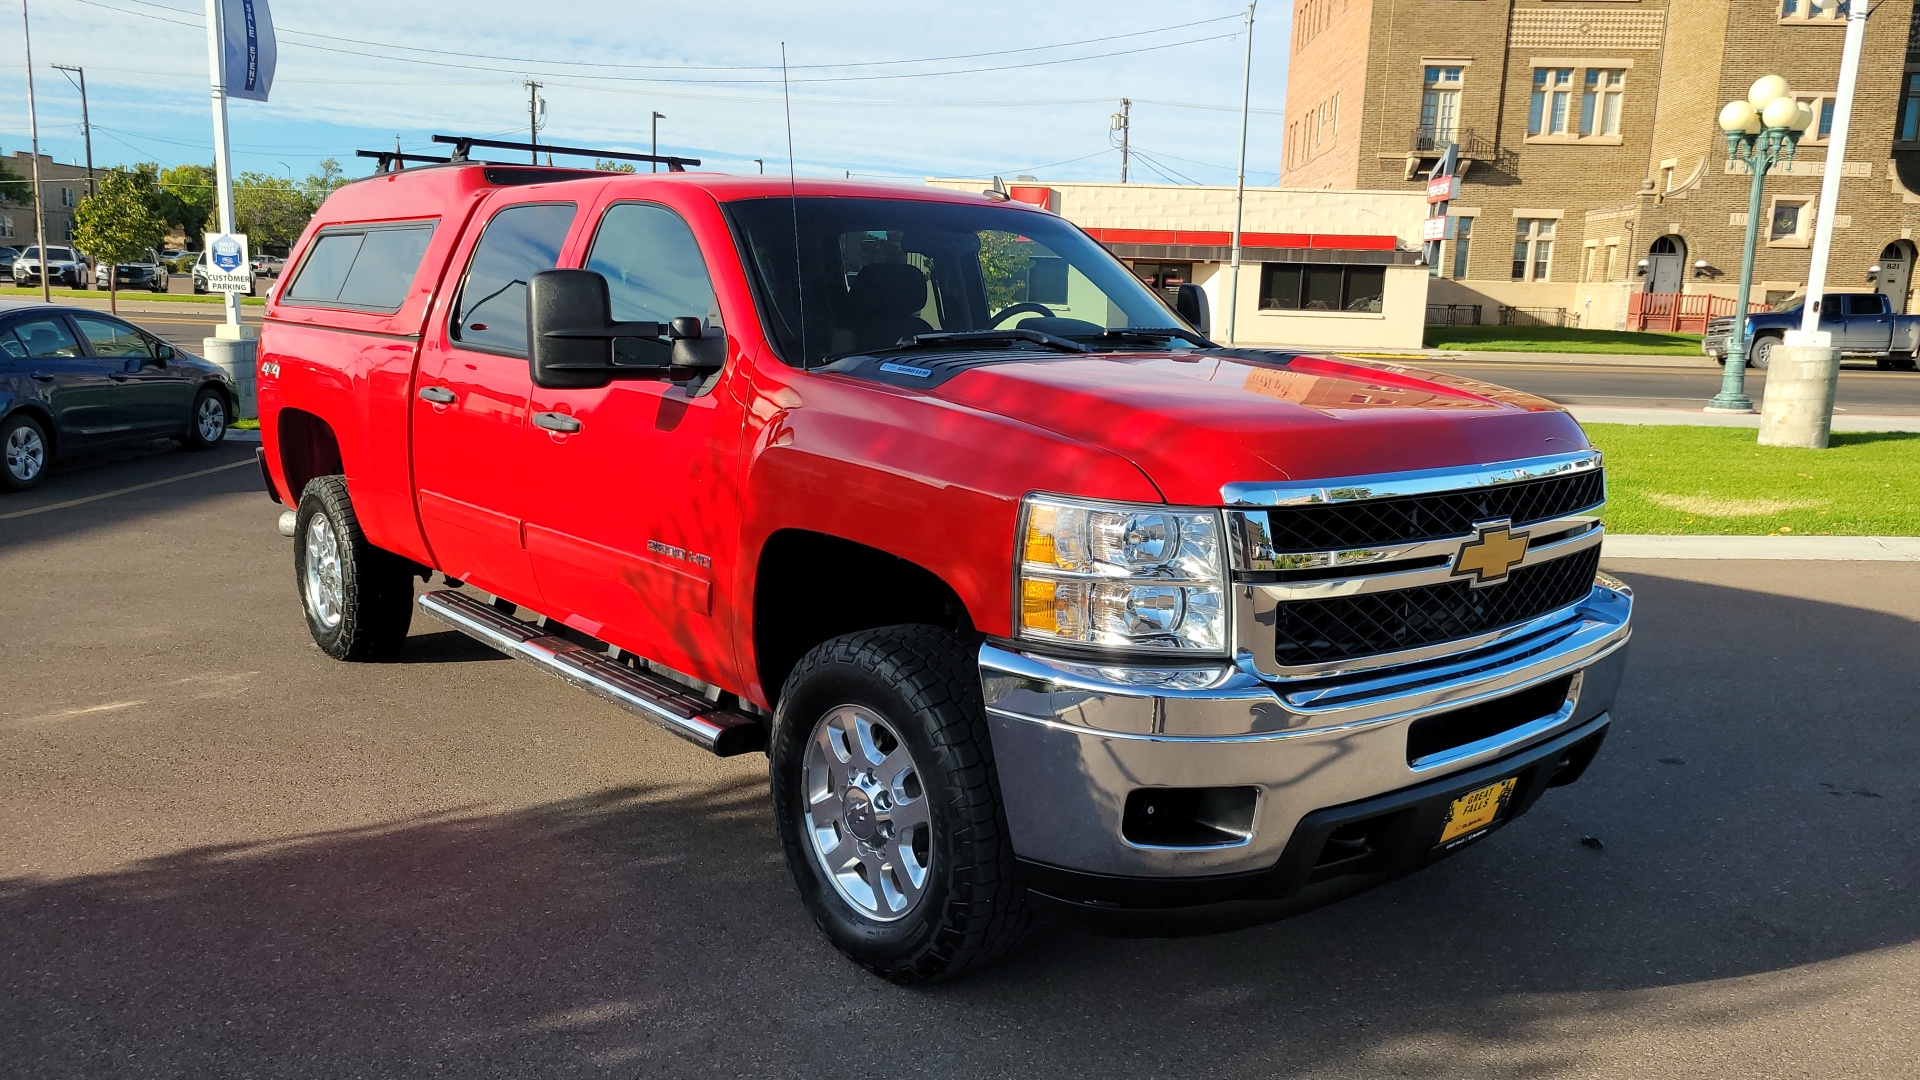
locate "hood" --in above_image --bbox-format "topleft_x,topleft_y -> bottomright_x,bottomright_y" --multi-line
921,351 -> 1590,506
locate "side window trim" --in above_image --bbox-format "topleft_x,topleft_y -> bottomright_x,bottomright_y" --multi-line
283,218 -> 440,314
447,201 -> 578,360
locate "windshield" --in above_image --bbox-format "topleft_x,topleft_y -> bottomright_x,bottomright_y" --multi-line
726,195 -> 1205,364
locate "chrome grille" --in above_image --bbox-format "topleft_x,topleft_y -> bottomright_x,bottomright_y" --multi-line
1256,470 -> 1605,553
1271,545 -> 1601,668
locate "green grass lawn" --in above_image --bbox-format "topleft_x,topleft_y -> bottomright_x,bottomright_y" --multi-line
1586,424 -> 1920,535
1426,325 -> 1704,355
0,286 -> 266,306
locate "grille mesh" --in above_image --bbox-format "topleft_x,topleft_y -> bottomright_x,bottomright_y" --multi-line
1273,545 -> 1601,668
1262,470 -> 1604,553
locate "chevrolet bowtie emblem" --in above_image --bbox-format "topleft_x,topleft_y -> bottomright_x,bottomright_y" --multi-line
1451,520 -> 1530,587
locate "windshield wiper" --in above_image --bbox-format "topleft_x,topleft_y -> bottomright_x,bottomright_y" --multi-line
1086,327 -> 1211,347
891,329 -> 1091,354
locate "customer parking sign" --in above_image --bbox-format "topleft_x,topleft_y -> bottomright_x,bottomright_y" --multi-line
204,233 -> 252,294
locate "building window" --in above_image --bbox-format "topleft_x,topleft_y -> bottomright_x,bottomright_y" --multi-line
1259,263 -> 1387,313
1581,70 -> 1625,137
1605,244 -> 1620,281
1513,218 -> 1556,281
0,213 -> 13,238
1770,200 -> 1809,243
59,187 -> 75,208
1528,69 -> 1575,136
1900,74 -> 1920,142
1451,216 -> 1474,279
1781,0 -> 1848,21
1422,67 -> 1463,143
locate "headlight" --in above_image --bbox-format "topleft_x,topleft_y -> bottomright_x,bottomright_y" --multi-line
1015,495 -> 1228,654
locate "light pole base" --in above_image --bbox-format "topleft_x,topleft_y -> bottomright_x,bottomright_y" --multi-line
1703,403 -> 1759,414
1757,344 -> 1841,448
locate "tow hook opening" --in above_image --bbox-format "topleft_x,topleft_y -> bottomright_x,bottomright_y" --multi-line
1122,786 -> 1259,848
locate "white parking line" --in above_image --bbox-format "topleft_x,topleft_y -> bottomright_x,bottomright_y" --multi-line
0,458 -> 255,521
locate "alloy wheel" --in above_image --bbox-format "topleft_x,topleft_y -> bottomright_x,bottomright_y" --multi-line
802,704 -> 932,922
197,396 -> 227,443
5,425 -> 45,482
303,513 -> 345,630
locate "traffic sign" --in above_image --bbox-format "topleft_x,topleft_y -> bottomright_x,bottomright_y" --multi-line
204,233 -> 252,294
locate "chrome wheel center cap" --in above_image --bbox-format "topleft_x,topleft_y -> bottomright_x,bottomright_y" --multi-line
842,787 -> 878,842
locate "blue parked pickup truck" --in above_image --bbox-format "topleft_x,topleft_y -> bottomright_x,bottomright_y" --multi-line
1705,292 -> 1920,371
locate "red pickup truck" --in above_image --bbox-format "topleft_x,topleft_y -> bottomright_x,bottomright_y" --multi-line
256,151 -> 1632,984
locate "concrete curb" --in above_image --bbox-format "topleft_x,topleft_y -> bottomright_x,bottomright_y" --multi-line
1569,405 -> 1920,432
1605,535 -> 1920,561
1347,350 -> 1721,370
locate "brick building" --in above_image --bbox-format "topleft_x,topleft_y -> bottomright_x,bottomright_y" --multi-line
1281,0 -> 1920,330
1,150 -> 93,250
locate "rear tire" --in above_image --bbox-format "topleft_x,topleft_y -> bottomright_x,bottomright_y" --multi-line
181,388 -> 228,450
770,625 -> 1031,985
294,476 -> 415,661
1,413 -> 51,492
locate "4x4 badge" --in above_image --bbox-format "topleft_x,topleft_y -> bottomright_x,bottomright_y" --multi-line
1451,520 -> 1530,588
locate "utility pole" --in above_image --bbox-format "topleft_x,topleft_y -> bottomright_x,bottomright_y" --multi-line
524,80 -> 544,163
1111,99 -> 1131,184
651,112 -> 665,173
52,64 -> 92,198
1225,2 -> 1257,345
22,0 -> 50,303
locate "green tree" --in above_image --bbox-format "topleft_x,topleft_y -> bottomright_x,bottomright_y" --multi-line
231,172 -> 311,250
595,159 -> 638,173
0,158 -> 34,209
70,168 -> 167,314
977,230 -> 1034,312
157,164 -> 217,246
299,157 -> 350,210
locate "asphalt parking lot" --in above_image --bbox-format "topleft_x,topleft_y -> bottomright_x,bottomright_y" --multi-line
2,441 -> 1917,1078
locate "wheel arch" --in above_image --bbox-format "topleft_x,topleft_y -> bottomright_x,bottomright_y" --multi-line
275,407 -> 345,503
2,402 -> 58,459
752,529 -> 975,710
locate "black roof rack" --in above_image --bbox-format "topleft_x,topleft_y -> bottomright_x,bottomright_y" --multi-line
431,135 -> 701,172
355,149 -> 453,175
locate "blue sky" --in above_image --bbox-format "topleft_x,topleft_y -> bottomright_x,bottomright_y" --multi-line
3,0 -> 1292,188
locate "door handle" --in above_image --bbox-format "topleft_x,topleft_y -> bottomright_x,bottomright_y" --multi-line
417,385 -> 457,404
109,372 -> 129,382
30,372 -> 54,382
532,411 -> 582,434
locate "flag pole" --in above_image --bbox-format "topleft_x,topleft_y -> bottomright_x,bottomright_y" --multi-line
205,0 -> 241,329
1225,2 -> 1256,345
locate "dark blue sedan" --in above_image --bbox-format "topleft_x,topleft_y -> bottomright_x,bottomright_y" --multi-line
0,301 -> 238,491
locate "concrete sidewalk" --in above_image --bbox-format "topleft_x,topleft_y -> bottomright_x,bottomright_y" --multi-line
1347,349 -> 1721,369
1607,535 -> 1920,560
1568,405 -> 1920,432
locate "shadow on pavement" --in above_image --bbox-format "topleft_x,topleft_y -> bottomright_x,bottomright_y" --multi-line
0,440 -> 264,551
1,573 -> 1915,1077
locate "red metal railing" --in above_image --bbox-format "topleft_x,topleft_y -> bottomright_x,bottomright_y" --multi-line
1627,292 -> 1767,333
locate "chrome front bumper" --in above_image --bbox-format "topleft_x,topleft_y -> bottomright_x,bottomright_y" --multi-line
980,578 -> 1632,882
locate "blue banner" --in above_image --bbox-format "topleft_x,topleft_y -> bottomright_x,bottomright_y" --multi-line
219,0 -> 276,102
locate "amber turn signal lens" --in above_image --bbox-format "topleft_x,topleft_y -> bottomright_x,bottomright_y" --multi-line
1020,578 -> 1058,632
1023,505 -> 1058,567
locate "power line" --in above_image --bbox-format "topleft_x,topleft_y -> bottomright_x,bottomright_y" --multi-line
92,0 -> 1244,74
69,0 -> 1239,85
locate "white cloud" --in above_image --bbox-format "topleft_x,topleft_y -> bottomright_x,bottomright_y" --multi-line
3,0 -> 1289,186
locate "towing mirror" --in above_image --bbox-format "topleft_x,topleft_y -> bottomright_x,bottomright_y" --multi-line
526,269 -> 669,390
1175,283 -> 1211,337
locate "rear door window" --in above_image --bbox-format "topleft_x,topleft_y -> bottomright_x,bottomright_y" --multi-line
451,203 -> 577,357
1849,294 -> 1884,316
5,316 -> 83,358
284,222 -> 436,312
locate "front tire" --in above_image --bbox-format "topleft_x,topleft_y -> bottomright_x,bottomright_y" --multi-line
1,413 -> 51,492
294,476 -> 415,661
771,625 -> 1030,984
181,388 -> 229,450
1749,335 -> 1779,370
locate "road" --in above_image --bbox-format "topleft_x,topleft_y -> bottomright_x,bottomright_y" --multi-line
93,302 -> 1920,416
1,444 -> 1916,1078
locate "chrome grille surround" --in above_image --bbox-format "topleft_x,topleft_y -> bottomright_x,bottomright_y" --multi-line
1224,451 -> 1608,680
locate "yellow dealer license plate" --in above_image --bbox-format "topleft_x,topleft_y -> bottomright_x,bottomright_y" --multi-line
1438,777 -> 1519,845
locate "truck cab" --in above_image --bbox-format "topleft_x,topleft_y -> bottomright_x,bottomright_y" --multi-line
257,150 -> 1632,984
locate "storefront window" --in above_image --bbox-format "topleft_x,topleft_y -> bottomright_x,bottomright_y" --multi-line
1259,263 -> 1386,312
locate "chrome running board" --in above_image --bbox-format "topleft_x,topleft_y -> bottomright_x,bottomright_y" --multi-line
417,590 -> 767,757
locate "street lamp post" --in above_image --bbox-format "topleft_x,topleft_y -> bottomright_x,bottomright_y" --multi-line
1708,76 -> 1813,412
